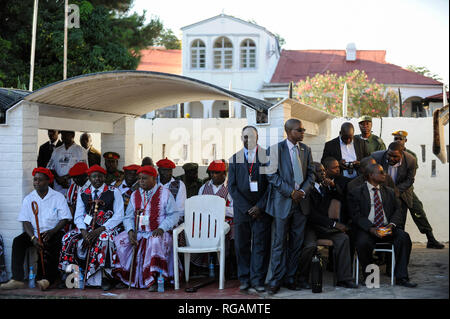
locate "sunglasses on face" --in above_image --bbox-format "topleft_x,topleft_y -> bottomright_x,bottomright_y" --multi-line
293,128 -> 306,133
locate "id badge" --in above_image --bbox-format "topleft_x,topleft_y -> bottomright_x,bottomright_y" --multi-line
250,181 -> 258,192
84,214 -> 93,225
139,215 -> 149,227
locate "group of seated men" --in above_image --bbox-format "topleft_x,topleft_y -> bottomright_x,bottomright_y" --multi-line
0,116 -> 444,294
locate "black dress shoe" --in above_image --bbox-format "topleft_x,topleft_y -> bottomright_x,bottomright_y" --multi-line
267,285 -> 280,295
101,279 -> 114,291
283,283 -> 302,291
239,282 -> 250,291
297,281 -> 311,289
336,280 -> 358,289
427,239 -> 445,249
396,278 -> 418,288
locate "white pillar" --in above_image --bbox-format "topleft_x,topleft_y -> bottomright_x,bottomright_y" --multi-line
185,103 -> 191,118
202,100 -> 214,118
0,101 -> 39,277
234,102 -> 242,118
101,116 -> 136,168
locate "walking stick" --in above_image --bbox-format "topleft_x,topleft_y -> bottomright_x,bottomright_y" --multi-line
31,201 -> 46,277
82,200 -> 100,289
128,209 -> 142,290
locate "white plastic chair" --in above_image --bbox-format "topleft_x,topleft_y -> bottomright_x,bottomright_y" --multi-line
353,242 -> 395,286
173,195 -> 230,290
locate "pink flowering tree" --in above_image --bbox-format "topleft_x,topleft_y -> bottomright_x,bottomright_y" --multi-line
294,70 -> 398,117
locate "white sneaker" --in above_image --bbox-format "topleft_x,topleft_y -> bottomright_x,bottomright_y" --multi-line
0,279 -> 26,290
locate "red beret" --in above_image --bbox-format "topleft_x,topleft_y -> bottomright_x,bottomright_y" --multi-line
86,164 -> 107,176
208,160 -> 226,172
32,167 -> 54,184
123,164 -> 141,171
156,158 -> 176,169
137,166 -> 158,177
68,162 -> 89,177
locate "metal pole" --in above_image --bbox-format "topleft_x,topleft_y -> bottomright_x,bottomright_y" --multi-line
63,0 -> 68,80
29,0 -> 39,91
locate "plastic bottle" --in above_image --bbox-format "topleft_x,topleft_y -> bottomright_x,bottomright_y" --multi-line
28,266 -> 35,288
209,255 -> 215,278
78,268 -> 84,289
157,270 -> 164,292
311,251 -> 323,293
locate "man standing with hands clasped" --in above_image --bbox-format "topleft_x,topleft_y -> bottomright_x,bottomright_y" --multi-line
265,119 -> 315,294
228,126 -> 271,293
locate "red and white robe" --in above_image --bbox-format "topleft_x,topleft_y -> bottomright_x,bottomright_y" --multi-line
114,185 -> 182,288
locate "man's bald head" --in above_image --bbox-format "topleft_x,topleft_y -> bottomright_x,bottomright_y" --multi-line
360,156 -> 377,175
340,122 -> 354,145
284,118 -> 301,133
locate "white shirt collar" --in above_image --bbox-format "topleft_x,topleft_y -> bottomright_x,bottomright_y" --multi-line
340,136 -> 354,147
286,139 -> 297,151
366,181 -> 380,191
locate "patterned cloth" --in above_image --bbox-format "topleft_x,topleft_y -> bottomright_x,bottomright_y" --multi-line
114,185 -> 182,288
0,234 -> 7,283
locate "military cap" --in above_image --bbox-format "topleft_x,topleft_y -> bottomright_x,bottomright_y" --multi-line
182,162 -> 199,171
392,130 -> 408,137
103,152 -> 120,160
358,115 -> 372,123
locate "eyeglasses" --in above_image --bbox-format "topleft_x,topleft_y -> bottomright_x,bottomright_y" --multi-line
293,128 -> 306,133
394,137 -> 405,141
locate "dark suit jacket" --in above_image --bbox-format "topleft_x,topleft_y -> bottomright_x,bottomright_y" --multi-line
347,183 -> 404,232
371,150 -> 416,208
87,146 -> 101,167
228,146 -> 269,223
321,136 -> 370,174
308,185 -> 341,230
37,140 -> 63,168
265,139 -> 315,219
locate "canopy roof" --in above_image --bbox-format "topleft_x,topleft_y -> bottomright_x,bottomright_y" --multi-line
21,71 -> 272,116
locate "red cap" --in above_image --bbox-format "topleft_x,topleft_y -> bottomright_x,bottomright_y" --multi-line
137,166 -> 158,177
156,158 -> 176,169
208,160 -> 226,172
123,164 -> 141,171
68,162 -> 89,177
86,164 -> 107,176
32,167 -> 54,184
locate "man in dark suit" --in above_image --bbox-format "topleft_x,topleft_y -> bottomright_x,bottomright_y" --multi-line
348,156 -> 395,192
371,141 -> 416,229
80,132 -> 101,167
265,119 -> 315,294
348,163 -> 417,287
321,122 -> 370,178
297,162 -> 357,289
228,126 -> 271,293
37,129 -> 62,168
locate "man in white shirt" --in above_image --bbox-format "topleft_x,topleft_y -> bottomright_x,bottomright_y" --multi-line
58,165 -> 124,291
117,164 -> 140,211
0,168 -> 72,291
47,130 -> 88,195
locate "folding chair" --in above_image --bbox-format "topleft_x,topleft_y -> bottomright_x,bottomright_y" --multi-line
353,242 -> 395,286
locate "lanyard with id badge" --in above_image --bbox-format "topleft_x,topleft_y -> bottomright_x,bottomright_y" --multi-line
138,191 -> 152,229
248,147 -> 258,192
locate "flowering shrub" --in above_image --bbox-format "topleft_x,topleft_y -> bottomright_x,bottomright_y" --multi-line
294,70 -> 398,117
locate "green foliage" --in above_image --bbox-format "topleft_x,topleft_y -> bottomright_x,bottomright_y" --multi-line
0,0 -> 177,90
406,65 -> 442,82
295,70 -> 398,117
156,29 -> 181,50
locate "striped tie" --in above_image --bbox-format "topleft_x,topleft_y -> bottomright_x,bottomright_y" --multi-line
372,187 -> 384,228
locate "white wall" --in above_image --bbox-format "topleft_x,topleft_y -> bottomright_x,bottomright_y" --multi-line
329,117 -> 449,243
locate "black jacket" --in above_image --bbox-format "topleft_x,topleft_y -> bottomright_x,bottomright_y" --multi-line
321,136 -> 370,174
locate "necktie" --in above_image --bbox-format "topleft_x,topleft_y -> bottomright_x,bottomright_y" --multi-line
292,145 -> 304,185
94,189 -> 99,200
372,188 -> 384,228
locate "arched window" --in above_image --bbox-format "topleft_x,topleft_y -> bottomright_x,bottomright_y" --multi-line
213,37 -> 233,69
240,39 -> 256,69
191,39 -> 206,69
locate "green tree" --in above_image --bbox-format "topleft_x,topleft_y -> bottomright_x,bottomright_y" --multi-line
406,65 -> 443,82
0,0 -> 171,90
294,70 -> 398,117
156,29 -> 181,50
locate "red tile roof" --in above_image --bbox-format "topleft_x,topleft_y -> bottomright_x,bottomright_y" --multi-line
137,47 -> 182,74
425,91 -> 449,101
270,50 -> 442,86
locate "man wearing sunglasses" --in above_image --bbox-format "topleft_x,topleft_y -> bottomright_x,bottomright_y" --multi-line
391,131 -> 444,249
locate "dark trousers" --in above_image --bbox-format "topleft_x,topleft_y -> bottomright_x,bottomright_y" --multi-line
297,226 -> 353,282
234,212 -> 272,287
11,232 -> 64,285
354,228 -> 412,280
409,192 -> 433,234
269,204 -> 308,287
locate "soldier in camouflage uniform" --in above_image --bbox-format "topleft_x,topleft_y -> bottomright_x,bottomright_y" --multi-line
103,152 -> 124,187
392,130 -> 444,249
357,115 -> 386,154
